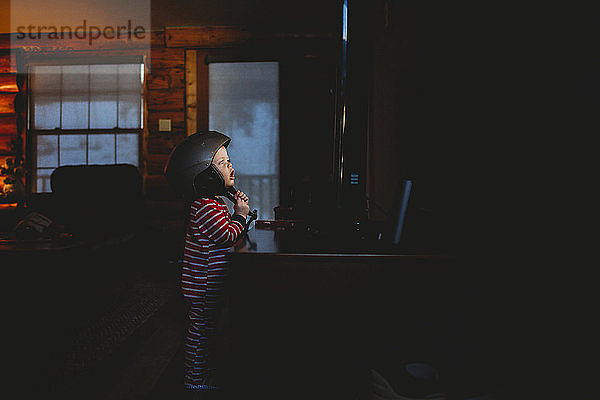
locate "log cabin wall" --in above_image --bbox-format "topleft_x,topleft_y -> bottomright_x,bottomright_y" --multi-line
0,31 -> 184,250
0,36 -> 25,192
144,26 -> 266,253
144,29 -> 187,249
145,27 -> 336,253
0,27 -> 335,257
0,29 -> 243,252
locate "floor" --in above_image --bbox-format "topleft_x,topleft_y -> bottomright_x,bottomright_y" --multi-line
49,257 -> 188,400
31,244 -> 503,400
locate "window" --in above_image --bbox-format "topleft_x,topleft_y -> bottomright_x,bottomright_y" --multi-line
208,61 -> 279,220
29,60 -> 144,192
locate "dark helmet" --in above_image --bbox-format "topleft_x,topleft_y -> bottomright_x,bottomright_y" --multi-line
164,131 -> 231,199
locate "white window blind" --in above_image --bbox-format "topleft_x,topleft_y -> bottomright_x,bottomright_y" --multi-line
30,62 -> 143,192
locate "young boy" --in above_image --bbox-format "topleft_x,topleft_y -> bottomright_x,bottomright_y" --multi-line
164,131 -> 250,397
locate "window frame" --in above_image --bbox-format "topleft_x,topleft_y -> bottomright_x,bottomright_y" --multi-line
25,55 -> 145,193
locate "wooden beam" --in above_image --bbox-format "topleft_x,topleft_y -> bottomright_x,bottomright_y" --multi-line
150,31 -> 165,48
146,154 -> 170,175
149,48 -> 185,70
0,114 -> 21,135
0,50 -> 16,74
0,74 -> 18,92
146,74 -> 169,90
196,51 -> 209,132
147,67 -> 184,90
147,88 -> 185,112
0,134 -> 17,155
147,132 -> 186,155
0,35 -> 10,50
19,48 -> 148,62
165,26 -> 249,48
0,93 -> 17,113
185,50 -> 197,136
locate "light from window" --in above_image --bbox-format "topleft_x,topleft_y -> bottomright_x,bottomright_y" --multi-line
30,62 -> 143,192
209,62 -> 279,220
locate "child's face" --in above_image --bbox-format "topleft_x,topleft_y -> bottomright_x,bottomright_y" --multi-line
212,146 -> 235,187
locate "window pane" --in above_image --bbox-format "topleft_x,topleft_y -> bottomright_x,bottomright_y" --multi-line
209,62 -> 279,220
88,134 -> 115,164
37,135 -> 58,168
35,168 -> 54,193
61,99 -> 88,129
116,134 -> 139,165
90,64 -> 118,129
61,66 -> 89,129
90,64 -> 118,91
31,66 -> 61,129
59,134 -> 87,166
61,65 -> 89,91
118,93 -> 141,128
31,65 -> 61,94
31,65 -> 61,91
33,96 -> 60,130
90,97 -> 117,129
118,64 -> 142,91
117,64 -> 142,128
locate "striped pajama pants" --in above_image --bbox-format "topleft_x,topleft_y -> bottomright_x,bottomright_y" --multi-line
184,267 -> 228,390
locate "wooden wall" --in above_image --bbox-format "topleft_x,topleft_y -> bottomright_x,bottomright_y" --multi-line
144,27 -> 255,248
0,30 -> 198,247
144,30 -> 187,243
0,36 -> 25,192
0,27 -> 321,255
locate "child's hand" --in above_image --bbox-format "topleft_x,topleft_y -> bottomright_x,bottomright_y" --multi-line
233,190 -> 250,217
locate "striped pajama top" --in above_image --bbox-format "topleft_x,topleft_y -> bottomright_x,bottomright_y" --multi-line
181,196 -> 246,299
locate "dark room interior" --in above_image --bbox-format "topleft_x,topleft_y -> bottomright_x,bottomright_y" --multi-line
0,1 -> 595,399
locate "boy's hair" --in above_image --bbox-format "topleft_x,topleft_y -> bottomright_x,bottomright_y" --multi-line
164,131 -> 231,200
